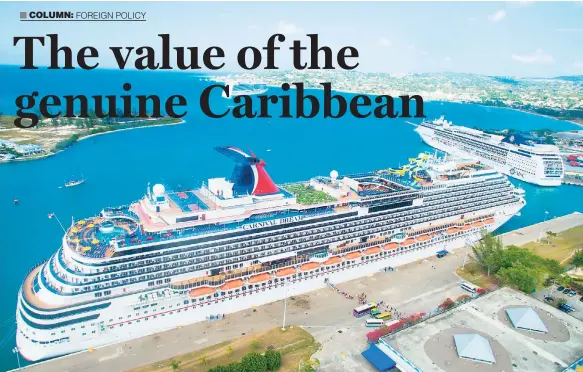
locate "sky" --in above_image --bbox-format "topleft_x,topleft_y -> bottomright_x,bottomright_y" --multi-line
0,1 -> 582,77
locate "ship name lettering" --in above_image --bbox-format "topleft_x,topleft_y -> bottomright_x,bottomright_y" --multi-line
242,215 -> 306,230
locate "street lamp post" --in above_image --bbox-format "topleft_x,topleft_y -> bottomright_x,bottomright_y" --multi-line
12,347 -> 22,372
282,283 -> 290,331
537,211 -> 549,242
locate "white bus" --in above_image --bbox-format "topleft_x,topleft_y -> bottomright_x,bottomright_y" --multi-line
365,319 -> 385,328
353,302 -> 377,317
460,281 -> 480,294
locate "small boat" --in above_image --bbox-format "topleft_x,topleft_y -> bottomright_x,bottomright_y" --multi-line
14,198 -> 19,205
65,173 -> 86,188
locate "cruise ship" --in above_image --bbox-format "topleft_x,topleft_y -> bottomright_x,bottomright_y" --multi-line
413,116 -> 564,186
16,147 -> 525,361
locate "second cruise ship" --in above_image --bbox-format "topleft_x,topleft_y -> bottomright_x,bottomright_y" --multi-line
16,147 -> 525,361
413,116 -> 564,186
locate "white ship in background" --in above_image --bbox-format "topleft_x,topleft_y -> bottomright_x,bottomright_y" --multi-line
16,147 -> 524,362
413,116 -> 564,186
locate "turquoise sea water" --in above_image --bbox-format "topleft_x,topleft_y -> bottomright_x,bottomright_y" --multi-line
0,65 -> 580,370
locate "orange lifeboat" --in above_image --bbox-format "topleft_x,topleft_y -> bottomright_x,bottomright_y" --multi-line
323,256 -> 342,266
416,234 -> 430,242
460,224 -> 472,231
364,246 -> 381,255
472,221 -> 484,228
446,227 -> 459,235
220,279 -> 244,291
400,238 -> 416,247
248,273 -> 271,284
344,251 -> 362,260
300,262 -> 320,272
383,242 -> 399,251
485,218 -> 495,225
275,267 -> 296,278
189,286 -> 216,298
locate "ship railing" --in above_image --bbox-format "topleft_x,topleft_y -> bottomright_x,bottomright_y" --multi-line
170,255 -> 315,291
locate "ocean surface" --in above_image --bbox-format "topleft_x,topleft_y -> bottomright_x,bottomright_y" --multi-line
0,65 -> 580,370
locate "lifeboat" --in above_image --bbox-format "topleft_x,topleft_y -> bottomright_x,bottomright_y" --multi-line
248,273 -> 271,284
220,279 -> 245,291
323,256 -> 342,266
344,251 -> 362,260
460,224 -> 472,231
189,286 -> 216,298
484,218 -> 495,225
472,221 -> 484,228
300,262 -> 320,272
383,242 -> 399,251
275,267 -> 296,278
364,246 -> 381,255
446,227 -> 459,235
400,238 -> 416,247
416,234 -> 430,242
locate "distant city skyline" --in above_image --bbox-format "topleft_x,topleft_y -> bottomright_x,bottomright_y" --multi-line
1,2 -> 582,77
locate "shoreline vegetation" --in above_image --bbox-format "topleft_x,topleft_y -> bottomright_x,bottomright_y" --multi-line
0,115 -> 184,163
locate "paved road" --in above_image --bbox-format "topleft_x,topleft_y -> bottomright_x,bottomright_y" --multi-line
19,212 -> 583,372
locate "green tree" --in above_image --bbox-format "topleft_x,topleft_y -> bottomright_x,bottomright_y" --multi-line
571,249 -> 583,268
250,340 -> 260,351
241,352 -> 267,372
545,231 -> 557,244
169,360 -> 181,372
208,366 -> 230,372
496,265 -> 539,293
264,350 -> 281,371
472,232 -> 504,276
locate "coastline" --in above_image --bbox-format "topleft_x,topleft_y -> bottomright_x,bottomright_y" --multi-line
215,78 -> 583,128
0,119 -> 185,164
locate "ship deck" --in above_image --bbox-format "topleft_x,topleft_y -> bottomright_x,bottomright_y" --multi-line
22,266 -> 59,310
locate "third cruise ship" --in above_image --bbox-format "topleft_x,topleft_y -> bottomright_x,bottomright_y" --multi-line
414,116 -> 564,186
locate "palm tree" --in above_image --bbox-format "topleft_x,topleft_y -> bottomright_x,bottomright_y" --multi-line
471,232 -> 504,277
546,231 -> 557,245
198,355 -> 208,366
169,360 -> 181,372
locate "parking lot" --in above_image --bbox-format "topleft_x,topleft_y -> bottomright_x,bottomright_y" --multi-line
532,285 -> 583,322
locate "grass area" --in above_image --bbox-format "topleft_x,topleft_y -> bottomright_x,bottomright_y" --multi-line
130,326 -> 320,372
282,184 -> 336,205
520,225 -> 583,264
456,262 -> 499,290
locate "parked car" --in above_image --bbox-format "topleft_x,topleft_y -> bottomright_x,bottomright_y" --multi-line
544,296 -> 554,303
563,288 -> 571,294
557,286 -> 565,292
569,290 -> 577,297
579,296 -> 583,302
559,303 -> 574,313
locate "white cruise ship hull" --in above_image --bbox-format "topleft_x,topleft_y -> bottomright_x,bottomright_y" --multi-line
16,205 -> 520,362
415,126 -> 563,187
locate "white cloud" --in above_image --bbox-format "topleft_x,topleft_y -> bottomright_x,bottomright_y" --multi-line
444,56 -> 452,62
574,61 -> 583,69
379,38 -> 392,47
247,24 -> 259,30
511,49 -> 554,64
277,21 -> 303,35
488,9 -> 506,23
